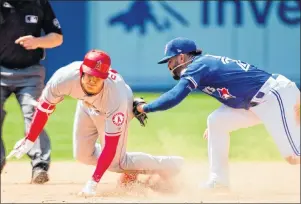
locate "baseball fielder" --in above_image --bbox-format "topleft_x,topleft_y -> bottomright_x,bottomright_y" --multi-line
134,37 -> 300,190
6,50 -> 184,196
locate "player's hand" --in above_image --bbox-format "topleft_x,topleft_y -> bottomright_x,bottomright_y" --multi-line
78,179 -> 98,197
6,138 -> 34,160
203,128 -> 208,140
15,35 -> 40,50
136,104 -> 145,113
133,97 -> 148,127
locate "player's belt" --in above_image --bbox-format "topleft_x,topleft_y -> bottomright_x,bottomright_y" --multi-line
249,75 -> 279,108
0,63 -> 29,69
249,101 -> 259,107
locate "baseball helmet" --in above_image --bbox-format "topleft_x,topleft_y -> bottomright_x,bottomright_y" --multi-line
80,49 -> 111,79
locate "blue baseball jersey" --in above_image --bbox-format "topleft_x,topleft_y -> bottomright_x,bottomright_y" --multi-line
182,54 -> 271,109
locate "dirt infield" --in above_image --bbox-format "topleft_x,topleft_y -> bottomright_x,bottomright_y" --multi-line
1,161 -> 300,203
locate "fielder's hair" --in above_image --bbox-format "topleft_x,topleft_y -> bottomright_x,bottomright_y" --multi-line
188,49 -> 203,56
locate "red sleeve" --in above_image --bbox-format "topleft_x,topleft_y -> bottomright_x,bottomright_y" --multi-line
92,135 -> 120,182
26,99 -> 56,142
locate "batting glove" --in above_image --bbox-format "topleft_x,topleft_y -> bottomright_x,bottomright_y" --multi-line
6,138 -> 34,160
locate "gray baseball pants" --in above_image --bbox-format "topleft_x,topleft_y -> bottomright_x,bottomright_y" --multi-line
0,65 -> 51,173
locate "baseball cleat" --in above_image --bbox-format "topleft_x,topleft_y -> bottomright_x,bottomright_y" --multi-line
78,179 -> 98,197
31,168 -> 49,184
199,180 -> 230,192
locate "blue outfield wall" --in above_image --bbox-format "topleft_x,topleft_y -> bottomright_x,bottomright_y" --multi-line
45,1 -> 300,91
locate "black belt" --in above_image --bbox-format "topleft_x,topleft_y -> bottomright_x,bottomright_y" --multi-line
0,63 -> 32,69
249,74 -> 279,108
249,101 -> 259,107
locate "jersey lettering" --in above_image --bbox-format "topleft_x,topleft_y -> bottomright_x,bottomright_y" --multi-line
207,54 -> 251,72
202,86 -> 216,95
110,73 -> 117,80
109,70 -> 118,80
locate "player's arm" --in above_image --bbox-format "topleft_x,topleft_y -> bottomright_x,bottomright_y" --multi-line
14,1 -> 63,50
6,74 -> 66,159
142,78 -> 194,113
91,135 -> 120,182
141,61 -> 206,113
25,98 -> 55,143
42,0 -> 63,48
39,0 -> 63,48
26,72 -> 68,142
25,0 -> 63,48
91,105 -> 126,183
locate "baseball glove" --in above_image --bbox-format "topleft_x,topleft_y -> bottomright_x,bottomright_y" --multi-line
133,97 -> 148,127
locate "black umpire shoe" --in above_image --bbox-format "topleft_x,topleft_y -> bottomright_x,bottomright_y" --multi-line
1,159 -> 6,174
31,165 -> 49,184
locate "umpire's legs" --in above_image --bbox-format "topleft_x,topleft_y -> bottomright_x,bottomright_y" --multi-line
0,86 -> 12,174
15,86 -> 51,171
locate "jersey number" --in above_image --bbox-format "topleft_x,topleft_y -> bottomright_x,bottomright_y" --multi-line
207,55 -> 250,72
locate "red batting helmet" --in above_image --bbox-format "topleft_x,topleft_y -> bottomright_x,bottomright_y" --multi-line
80,49 -> 111,79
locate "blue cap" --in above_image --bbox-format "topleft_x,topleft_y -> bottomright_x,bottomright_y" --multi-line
158,37 -> 197,64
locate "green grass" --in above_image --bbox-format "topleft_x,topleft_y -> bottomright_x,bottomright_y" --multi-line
2,93 -> 282,161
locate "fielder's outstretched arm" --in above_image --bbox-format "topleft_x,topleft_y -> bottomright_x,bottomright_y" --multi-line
143,78 -> 193,113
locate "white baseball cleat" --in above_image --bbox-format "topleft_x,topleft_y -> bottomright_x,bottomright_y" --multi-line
199,179 -> 230,192
78,179 -> 98,197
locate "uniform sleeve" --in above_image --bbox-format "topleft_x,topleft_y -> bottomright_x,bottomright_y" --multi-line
181,60 -> 209,90
143,78 -> 193,113
40,70 -> 70,104
41,0 -> 62,34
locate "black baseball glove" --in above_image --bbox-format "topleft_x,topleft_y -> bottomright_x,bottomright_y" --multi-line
133,97 -> 148,127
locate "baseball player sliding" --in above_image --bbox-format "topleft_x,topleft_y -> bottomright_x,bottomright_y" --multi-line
6,50 -> 184,196
134,37 -> 300,190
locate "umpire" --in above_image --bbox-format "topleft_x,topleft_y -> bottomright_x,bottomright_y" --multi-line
0,0 -> 63,184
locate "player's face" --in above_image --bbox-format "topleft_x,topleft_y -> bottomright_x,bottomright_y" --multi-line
168,55 -> 185,80
81,73 -> 104,95
168,54 -> 195,80
168,57 -> 179,71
